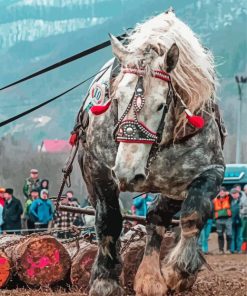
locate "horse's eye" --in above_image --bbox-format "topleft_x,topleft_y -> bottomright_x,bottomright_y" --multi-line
157,104 -> 164,111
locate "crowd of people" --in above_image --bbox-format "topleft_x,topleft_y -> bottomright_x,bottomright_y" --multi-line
1,168 -> 247,255
199,184 -> 247,254
0,168 -> 86,237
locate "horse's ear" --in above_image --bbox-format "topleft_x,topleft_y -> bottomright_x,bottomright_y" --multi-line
166,43 -> 179,72
109,34 -> 129,63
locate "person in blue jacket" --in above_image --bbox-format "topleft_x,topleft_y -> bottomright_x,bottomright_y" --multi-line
132,193 -> 153,216
30,189 -> 53,231
230,188 -> 242,253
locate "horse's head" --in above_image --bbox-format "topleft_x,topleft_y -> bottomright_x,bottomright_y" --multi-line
110,35 -> 179,189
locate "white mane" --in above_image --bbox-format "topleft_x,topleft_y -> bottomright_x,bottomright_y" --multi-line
122,10 -> 216,134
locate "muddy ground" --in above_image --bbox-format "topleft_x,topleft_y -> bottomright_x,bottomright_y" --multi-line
1,233 -> 246,296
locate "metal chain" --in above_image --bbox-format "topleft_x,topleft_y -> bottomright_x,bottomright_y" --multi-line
0,225 -> 96,250
61,233 -> 97,246
1,224 -> 147,258
120,227 -> 146,255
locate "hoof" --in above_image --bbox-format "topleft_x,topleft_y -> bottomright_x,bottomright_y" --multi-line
134,267 -> 168,296
89,278 -> 124,296
161,264 -> 197,292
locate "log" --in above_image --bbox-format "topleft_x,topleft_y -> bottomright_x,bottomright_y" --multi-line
120,225 -> 146,291
58,205 -> 147,224
65,240 -> 98,292
120,225 -> 179,294
1,234 -> 71,287
0,235 -> 25,288
0,250 -> 11,288
58,205 -> 180,225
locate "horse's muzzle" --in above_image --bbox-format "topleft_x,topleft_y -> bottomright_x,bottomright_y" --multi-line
111,167 -> 147,191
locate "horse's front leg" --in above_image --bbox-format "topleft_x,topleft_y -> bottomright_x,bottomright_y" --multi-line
134,195 -> 182,296
89,178 -> 123,296
162,168 -> 224,292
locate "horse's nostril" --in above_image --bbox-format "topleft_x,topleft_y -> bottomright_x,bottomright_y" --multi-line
133,174 -> 146,183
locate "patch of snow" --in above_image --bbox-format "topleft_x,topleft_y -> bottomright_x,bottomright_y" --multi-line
33,115 -> 51,127
10,0 -> 108,8
0,17 -> 109,49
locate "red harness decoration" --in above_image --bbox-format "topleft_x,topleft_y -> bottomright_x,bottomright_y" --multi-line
90,100 -> 111,115
184,109 -> 205,129
69,133 -> 78,146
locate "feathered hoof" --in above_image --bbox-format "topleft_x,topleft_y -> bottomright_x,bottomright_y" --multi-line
161,264 -> 197,292
134,267 -> 168,296
89,278 -> 124,296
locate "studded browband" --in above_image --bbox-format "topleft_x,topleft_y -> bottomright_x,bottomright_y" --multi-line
122,67 -> 171,82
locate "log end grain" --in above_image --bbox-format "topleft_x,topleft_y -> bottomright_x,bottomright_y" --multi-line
13,235 -> 71,286
0,250 -> 11,288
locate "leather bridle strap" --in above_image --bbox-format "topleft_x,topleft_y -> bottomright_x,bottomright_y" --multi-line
146,82 -> 174,169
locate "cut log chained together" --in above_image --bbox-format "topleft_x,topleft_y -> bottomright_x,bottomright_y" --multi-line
0,223 -> 177,294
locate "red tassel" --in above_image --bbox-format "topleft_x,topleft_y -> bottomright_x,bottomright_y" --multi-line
185,109 -> 205,129
91,100 -> 111,115
69,133 -> 77,146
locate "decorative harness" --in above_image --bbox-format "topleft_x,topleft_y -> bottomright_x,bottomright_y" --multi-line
68,62 -> 205,175
113,67 -> 172,145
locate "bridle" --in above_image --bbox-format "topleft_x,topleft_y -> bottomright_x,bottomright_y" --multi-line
112,66 -> 175,169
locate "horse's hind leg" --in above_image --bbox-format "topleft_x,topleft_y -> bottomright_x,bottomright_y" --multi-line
88,176 -> 123,296
134,195 -> 182,296
162,168 -> 224,292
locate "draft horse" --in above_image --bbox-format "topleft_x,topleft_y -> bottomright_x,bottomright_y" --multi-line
76,9 -> 226,296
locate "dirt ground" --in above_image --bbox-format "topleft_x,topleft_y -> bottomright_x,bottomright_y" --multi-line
1,233 -> 246,296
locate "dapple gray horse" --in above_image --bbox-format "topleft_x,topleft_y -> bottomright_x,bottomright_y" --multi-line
76,9 -> 226,296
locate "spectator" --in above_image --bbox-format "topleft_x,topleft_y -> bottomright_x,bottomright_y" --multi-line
66,190 -> 80,205
40,179 -> 49,191
30,189 -> 53,232
2,188 -> 23,234
232,184 -> 243,194
0,187 -> 5,207
24,189 -> 39,234
0,188 -> 5,234
240,184 -> 247,253
66,190 -> 84,226
23,169 -> 41,199
230,188 -> 242,253
132,193 -> 153,216
198,198 -> 214,254
54,195 -> 81,239
213,186 -> 232,254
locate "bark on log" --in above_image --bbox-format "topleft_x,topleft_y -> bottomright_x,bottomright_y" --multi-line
0,235 -> 25,288
65,240 -> 98,292
0,234 -> 71,287
120,225 -> 146,291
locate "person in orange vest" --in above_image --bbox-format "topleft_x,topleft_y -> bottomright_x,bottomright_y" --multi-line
213,186 -> 232,254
